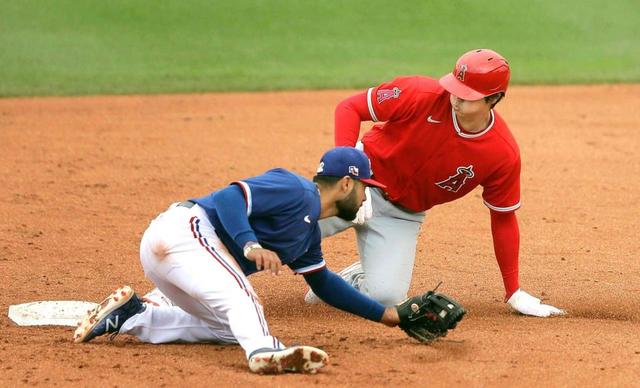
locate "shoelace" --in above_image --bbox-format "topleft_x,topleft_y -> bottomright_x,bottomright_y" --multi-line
351,272 -> 366,290
108,331 -> 120,341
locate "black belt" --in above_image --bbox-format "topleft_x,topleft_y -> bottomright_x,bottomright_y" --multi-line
177,200 -> 196,208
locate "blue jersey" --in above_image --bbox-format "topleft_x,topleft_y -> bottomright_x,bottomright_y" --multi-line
193,168 -> 325,276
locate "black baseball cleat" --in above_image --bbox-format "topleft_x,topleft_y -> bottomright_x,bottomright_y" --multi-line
248,346 -> 329,374
73,285 -> 146,343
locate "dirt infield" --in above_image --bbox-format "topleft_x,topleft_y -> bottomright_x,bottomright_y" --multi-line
1,85 -> 639,387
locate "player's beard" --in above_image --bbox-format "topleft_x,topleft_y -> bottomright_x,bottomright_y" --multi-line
336,189 -> 360,221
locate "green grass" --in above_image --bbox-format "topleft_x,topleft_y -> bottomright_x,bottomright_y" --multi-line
1,0 -> 639,96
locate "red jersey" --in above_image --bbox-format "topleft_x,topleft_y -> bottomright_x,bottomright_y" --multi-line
358,76 -> 521,213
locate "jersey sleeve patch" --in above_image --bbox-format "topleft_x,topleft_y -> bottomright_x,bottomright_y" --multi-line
369,76 -> 420,122
232,181 -> 252,216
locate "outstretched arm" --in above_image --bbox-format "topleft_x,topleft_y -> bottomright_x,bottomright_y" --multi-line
490,210 -> 565,317
489,209 -> 520,300
304,268 -> 466,343
303,267 -> 398,325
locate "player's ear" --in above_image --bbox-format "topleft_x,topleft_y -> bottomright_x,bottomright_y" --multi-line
338,176 -> 353,194
485,92 -> 504,108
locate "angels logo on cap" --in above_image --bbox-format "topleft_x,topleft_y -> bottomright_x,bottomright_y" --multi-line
456,64 -> 468,81
315,147 -> 386,189
439,48 -> 510,100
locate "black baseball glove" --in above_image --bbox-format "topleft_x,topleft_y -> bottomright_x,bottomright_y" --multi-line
396,286 -> 466,343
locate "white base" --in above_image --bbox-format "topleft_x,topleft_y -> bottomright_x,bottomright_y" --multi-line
8,301 -> 98,327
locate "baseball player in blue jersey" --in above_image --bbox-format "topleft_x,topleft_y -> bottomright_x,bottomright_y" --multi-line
73,147 -> 415,374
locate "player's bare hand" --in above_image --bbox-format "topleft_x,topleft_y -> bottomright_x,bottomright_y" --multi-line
246,248 -> 282,275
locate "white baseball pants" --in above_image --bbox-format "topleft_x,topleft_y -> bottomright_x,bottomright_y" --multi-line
119,203 -> 284,358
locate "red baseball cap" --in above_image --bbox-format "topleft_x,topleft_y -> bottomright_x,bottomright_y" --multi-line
439,49 -> 510,100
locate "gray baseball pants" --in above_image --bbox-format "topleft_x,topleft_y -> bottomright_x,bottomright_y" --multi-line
319,188 -> 425,306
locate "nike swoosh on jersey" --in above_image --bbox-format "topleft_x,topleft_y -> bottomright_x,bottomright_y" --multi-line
304,215 -> 311,223
427,115 -> 442,124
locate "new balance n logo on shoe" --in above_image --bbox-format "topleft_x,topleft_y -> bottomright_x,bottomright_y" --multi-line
105,316 -> 119,331
73,285 -> 145,343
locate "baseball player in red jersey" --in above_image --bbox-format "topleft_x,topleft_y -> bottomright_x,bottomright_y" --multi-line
306,49 -> 565,317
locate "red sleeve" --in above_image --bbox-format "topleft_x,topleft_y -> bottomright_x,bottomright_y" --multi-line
482,155 -> 521,212
334,92 -> 371,146
334,77 -> 420,146
367,76 -> 419,122
490,210 -> 520,300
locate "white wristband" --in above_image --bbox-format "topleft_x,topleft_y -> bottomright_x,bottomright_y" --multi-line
243,242 -> 262,258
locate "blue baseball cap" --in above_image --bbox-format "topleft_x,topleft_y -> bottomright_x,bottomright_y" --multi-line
315,147 -> 386,189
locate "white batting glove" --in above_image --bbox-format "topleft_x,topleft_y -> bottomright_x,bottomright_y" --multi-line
352,187 -> 373,225
507,289 -> 566,317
